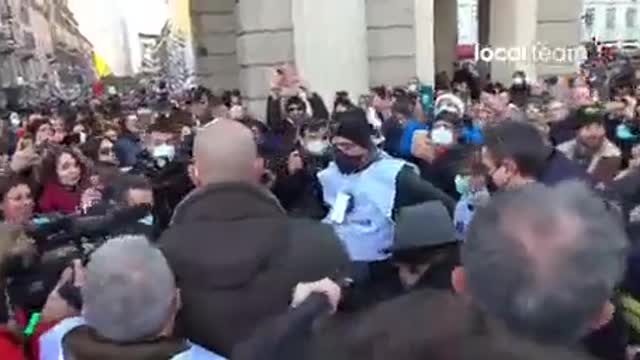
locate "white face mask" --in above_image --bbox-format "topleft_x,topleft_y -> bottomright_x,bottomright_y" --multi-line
431,127 -> 454,146
304,140 -> 329,156
152,144 -> 175,160
139,214 -> 154,226
9,113 -> 20,127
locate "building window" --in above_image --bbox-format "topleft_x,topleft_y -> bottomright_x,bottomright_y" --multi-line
584,7 -> 595,28
627,7 -> 637,28
606,7 -> 616,30
19,5 -> 29,25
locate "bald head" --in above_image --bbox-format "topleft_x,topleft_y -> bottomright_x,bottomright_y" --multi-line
193,120 -> 258,185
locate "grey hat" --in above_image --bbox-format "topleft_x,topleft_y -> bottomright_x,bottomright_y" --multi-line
390,201 -> 457,253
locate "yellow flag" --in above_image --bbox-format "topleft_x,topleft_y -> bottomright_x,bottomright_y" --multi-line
93,52 -> 112,78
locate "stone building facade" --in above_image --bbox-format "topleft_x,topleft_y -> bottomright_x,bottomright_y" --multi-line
184,0 -> 583,116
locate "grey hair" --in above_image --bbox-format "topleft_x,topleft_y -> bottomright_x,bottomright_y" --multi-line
82,235 -> 176,342
463,181 -> 628,344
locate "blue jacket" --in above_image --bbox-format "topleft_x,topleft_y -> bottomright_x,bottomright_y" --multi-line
399,120 -> 428,158
115,133 -> 143,167
540,150 -> 593,186
399,122 -> 483,159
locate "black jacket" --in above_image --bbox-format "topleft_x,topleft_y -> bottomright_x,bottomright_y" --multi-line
62,325 -> 190,360
159,182 -> 349,356
394,164 -> 457,216
273,152 -> 331,220
266,93 -> 329,152
416,145 -> 470,200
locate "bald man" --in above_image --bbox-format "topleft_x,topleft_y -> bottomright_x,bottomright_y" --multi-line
191,119 -> 260,186
159,120 -> 349,357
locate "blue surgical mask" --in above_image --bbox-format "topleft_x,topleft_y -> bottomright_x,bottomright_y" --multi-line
139,214 -> 154,226
455,175 -> 471,195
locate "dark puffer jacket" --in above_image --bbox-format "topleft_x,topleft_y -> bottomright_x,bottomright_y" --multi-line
159,182 -> 349,357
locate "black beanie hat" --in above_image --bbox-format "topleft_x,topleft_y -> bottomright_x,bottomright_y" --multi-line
334,109 -> 374,149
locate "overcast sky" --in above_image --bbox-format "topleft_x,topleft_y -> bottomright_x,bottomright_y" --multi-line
69,0 -> 168,74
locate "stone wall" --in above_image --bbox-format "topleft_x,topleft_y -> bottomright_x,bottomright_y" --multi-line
190,0 -> 239,91
535,0 -> 583,77
366,0 -> 417,86
237,0 -> 294,117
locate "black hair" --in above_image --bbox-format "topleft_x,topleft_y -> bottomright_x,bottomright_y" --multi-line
285,96 -> 307,112
392,87 -> 408,99
392,96 -> 414,119
333,92 -> 354,113
299,118 -> 329,138
392,243 -> 460,267
0,173 -> 32,203
483,121 -> 551,179
371,86 -> 388,99
110,175 -> 152,205
81,136 -> 114,163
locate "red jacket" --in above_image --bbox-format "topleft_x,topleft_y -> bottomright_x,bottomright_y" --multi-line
0,327 -> 26,360
38,181 -> 82,215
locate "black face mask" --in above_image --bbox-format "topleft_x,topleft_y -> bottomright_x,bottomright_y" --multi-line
486,174 -> 499,194
334,149 -> 365,174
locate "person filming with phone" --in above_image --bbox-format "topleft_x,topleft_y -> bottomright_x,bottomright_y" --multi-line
411,109 -> 471,199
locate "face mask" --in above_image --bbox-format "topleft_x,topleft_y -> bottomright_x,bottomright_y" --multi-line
139,214 -> 154,226
455,175 -> 471,195
431,127 -> 454,146
334,149 -> 364,174
468,188 -> 491,207
304,140 -> 329,156
152,144 -> 175,160
9,113 -> 20,127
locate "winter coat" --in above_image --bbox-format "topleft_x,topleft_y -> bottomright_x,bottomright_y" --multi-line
159,182 -> 349,357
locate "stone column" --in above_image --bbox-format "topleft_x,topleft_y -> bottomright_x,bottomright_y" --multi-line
190,0 -> 238,91
367,0 -> 417,86
292,0 -> 369,107
535,0 -> 584,77
433,0 -> 458,79
488,0 -> 538,83
488,0 -> 583,84
236,0 -> 294,117
414,0 -> 434,86
477,0 -> 491,88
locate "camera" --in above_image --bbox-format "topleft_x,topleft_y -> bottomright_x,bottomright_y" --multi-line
5,205 -> 152,311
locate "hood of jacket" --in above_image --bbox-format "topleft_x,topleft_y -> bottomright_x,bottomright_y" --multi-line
161,182 -> 291,289
63,326 -> 189,360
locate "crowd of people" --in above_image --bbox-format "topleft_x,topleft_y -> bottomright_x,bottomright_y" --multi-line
0,60 -> 638,359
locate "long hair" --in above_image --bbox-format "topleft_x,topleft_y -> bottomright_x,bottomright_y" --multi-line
38,146 -> 89,188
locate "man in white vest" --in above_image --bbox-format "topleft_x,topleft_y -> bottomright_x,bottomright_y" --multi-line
38,235 -> 225,360
318,110 -> 455,297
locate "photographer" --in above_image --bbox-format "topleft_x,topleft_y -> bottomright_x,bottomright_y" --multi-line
0,223 -> 34,360
36,235 -> 225,359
